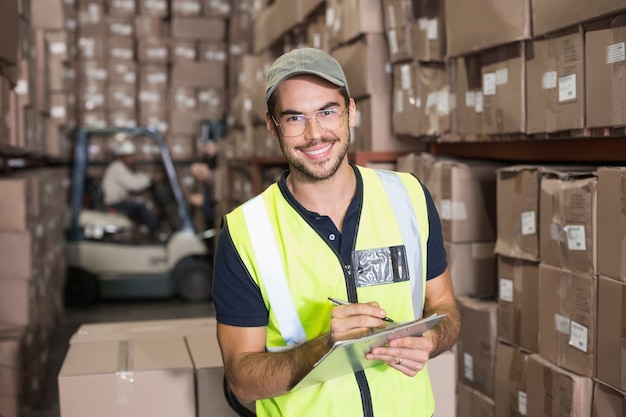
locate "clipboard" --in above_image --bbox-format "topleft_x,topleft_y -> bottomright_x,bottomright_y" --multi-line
291,313 -> 446,391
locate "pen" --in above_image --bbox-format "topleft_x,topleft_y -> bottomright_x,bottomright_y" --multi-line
328,297 -> 395,323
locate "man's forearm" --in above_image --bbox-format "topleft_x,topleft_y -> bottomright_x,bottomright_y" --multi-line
228,333 -> 332,402
425,300 -> 460,358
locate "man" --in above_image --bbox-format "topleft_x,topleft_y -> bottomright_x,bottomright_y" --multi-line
101,138 -> 160,241
187,139 -> 218,230
213,48 -> 460,417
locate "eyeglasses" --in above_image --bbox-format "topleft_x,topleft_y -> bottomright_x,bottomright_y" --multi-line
272,108 -> 348,137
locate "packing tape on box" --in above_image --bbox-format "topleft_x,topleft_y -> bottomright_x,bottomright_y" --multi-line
116,340 -> 135,405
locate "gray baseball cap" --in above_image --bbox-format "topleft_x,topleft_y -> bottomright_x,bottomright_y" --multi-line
265,47 -> 350,103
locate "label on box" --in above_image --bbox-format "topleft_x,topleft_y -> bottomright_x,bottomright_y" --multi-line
550,223 -> 564,242
427,19 -> 438,40
395,90 -> 404,113
400,64 -> 412,90
564,225 -> 586,251
521,211 -> 536,235
569,320 -> 588,352
388,30 -> 399,55
439,200 -> 451,220
495,68 -> 508,86
558,74 -> 577,103
499,278 -> 514,302
554,313 -> 570,335
437,91 -> 449,115
466,91 -> 475,108
518,391 -> 527,416
483,73 -> 496,96
542,71 -> 557,89
463,352 -> 474,381
474,92 -> 483,113
606,42 -> 625,64
50,42 -> 67,56
427,92 -> 437,109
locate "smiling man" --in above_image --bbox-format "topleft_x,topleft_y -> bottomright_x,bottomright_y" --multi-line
212,48 -> 460,417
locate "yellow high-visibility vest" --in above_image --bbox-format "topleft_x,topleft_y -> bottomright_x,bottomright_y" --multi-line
225,166 -> 435,417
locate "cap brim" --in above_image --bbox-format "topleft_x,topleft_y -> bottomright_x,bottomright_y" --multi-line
265,70 -> 346,103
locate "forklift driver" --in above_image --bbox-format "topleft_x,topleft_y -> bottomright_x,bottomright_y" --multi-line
101,139 -> 161,241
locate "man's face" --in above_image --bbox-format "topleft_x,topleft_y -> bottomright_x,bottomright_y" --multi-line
120,154 -> 135,166
266,75 -> 356,182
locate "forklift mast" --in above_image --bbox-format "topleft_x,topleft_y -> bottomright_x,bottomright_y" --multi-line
67,127 -> 195,241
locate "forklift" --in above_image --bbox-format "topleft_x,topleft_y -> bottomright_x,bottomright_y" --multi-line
65,127 -> 214,306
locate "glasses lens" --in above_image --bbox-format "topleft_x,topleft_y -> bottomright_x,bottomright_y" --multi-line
316,109 -> 344,131
277,110 -> 346,137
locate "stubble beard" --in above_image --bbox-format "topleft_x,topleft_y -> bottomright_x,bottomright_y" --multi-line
280,131 -> 351,181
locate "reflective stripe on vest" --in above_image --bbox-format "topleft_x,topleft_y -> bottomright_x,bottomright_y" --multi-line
242,195 -> 307,346
243,170 -> 423,346
375,170 -> 424,319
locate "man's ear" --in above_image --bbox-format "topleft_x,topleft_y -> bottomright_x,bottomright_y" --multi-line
348,98 -> 357,128
266,111 -> 279,139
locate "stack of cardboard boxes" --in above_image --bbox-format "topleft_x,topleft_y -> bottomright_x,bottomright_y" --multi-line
58,317 -> 250,417
1,2 -> 74,416
0,169 -> 69,417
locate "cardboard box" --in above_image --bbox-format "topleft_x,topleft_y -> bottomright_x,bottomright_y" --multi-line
494,165 -> 541,261
532,0 -> 626,36
494,342 -> 530,417
30,0 -> 66,30
0,0 -> 19,65
392,61 -> 450,137
497,256 -> 539,352
69,317 -> 216,344
481,42 -> 527,134
597,167 -> 626,281
171,0 -> 203,16
538,264 -> 597,377
596,276 -> 626,391
58,337 -> 196,417
457,383 -> 495,417
526,353 -> 593,417
526,27 -> 585,134
382,0 -> 414,63
352,94 -> 397,152
539,170 -> 597,274
457,295 -> 498,398
186,333 -> 247,417
0,325 -> 24,398
585,14 -> 626,128
450,55 -> 484,136
445,241 -> 497,298
592,381 -> 626,417
171,61 -> 225,89
0,174 -> 39,230
427,159 -> 500,242
171,16 -> 226,40
410,0 -> 446,62
138,0 -> 168,17
0,279 -> 33,325
445,0 -> 531,56
332,34 -> 391,100
339,0 -> 384,44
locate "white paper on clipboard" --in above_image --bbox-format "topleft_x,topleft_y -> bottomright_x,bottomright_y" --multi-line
291,313 -> 446,391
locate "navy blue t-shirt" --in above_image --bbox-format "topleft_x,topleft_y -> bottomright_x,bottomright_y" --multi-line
212,166 -> 447,327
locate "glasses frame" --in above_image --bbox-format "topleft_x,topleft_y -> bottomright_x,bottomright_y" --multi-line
272,108 -> 348,137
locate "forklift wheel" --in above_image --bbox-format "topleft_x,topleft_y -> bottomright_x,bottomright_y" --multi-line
65,268 -> 99,307
173,258 -> 213,302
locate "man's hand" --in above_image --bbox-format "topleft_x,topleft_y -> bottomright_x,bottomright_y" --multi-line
188,192 -> 204,207
191,163 -> 212,183
329,301 -> 389,343
365,332 -> 434,377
